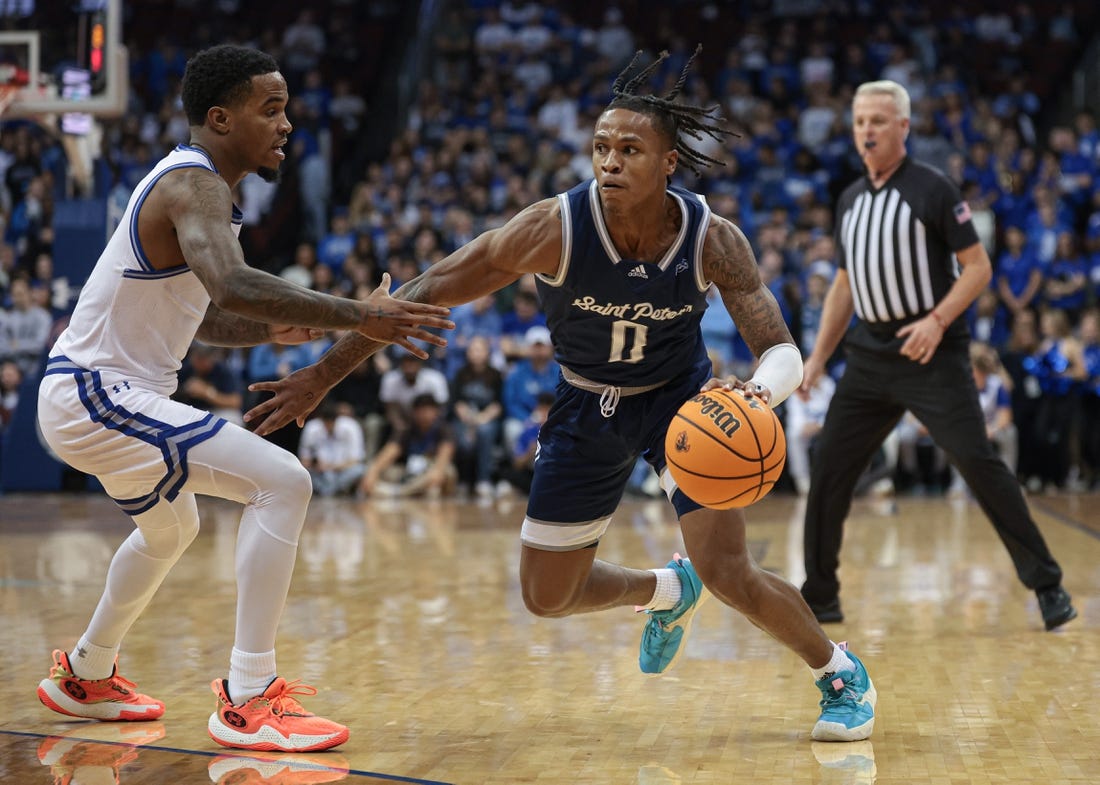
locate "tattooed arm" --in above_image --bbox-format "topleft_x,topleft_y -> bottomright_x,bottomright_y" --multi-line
161,167 -> 452,353
297,236 -> 532,390
699,216 -> 802,405
196,303 -> 276,347
702,215 -> 796,357
195,303 -> 326,347
245,198 -> 564,434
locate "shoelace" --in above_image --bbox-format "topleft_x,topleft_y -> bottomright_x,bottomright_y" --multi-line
107,674 -> 138,694
819,674 -> 860,709
599,385 -> 621,418
267,680 -> 318,716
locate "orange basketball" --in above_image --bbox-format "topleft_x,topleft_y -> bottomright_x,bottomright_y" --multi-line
664,388 -> 786,509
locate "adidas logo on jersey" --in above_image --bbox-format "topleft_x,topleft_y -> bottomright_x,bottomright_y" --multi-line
627,264 -> 649,279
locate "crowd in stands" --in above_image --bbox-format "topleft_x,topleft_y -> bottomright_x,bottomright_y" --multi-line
2,0 -> 1100,497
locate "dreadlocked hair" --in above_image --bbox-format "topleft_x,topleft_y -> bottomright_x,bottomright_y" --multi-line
607,45 -> 732,176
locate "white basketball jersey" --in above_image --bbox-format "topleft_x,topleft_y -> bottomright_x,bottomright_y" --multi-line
51,145 -> 243,395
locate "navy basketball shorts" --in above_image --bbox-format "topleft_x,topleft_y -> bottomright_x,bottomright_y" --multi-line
522,355 -> 713,551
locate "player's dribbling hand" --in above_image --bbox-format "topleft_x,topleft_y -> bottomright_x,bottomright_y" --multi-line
358,273 -> 455,359
700,376 -> 773,406
244,365 -> 328,435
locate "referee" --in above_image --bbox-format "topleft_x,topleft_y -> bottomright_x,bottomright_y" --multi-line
798,80 -> 1076,631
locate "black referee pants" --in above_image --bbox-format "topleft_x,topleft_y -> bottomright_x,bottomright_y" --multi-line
801,346 -> 1064,605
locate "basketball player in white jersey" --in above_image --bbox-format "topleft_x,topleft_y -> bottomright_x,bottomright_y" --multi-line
34,45 -> 452,752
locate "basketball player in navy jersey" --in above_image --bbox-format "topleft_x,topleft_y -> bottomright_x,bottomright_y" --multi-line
248,50 -> 876,741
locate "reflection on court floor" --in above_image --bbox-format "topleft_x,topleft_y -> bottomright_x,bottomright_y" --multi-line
1,492 -> 1097,784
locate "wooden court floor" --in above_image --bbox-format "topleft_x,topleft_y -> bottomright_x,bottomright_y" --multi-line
1,489 -> 1098,784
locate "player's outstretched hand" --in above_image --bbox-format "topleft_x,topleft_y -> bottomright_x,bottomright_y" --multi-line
700,376 -> 772,406
244,365 -> 329,435
359,273 -> 454,359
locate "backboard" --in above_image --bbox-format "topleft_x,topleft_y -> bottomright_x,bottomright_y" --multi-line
0,0 -> 126,119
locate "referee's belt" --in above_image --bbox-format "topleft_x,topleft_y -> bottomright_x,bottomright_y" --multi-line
560,364 -> 669,419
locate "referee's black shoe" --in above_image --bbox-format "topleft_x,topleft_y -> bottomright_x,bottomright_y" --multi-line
1036,585 -> 1077,631
807,597 -> 844,624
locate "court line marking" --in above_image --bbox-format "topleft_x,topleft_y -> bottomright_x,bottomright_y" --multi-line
1031,499 -> 1100,542
0,729 -> 455,784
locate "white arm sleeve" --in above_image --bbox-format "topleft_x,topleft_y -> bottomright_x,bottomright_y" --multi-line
748,342 -> 803,408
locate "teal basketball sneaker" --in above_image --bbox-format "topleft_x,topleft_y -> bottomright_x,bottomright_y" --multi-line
638,554 -> 709,675
811,647 -> 877,741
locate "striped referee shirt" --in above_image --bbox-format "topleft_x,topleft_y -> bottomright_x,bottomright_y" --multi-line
836,157 -> 979,338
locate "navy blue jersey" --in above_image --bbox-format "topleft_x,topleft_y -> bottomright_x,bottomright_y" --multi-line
536,179 -> 712,387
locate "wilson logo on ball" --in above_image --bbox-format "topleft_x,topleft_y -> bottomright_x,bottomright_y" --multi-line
688,393 -> 742,438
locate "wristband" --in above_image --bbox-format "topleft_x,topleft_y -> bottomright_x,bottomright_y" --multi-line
930,310 -> 948,331
748,342 -> 803,408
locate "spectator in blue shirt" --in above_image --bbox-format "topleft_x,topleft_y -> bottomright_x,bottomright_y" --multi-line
499,288 -> 547,361
1049,126 -> 1093,211
247,342 -> 317,390
996,225 -> 1043,319
968,288 -> 1011,350
317,211 -> 356,274
445,293 -> 504,378
758,247 -> 794,327
798,260 -> 833,356
993,168 -> 1036,237
174,343 -> 244,426
1025,200 -> 1069,264
450,335 -> 504,497
499,390 -> 555,495
963,140 -> 1001,205
1074,110 -> 1099,162
298,68 -> 332,130
502,325 -> 559,449
1042,232 -> 1088,320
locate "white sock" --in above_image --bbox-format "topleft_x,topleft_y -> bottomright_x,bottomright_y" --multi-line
639,568 -> 682,611
810,642 -> 856,680
227,648 -> 277,704
69,637 -> 118,680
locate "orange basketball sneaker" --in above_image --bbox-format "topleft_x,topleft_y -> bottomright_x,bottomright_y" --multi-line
37,650 -> 165,721
208,677 -> 349,752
